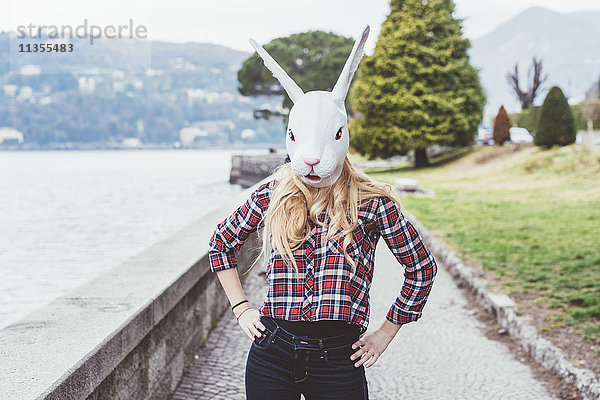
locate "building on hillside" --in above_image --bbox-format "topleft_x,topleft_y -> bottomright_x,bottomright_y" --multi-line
78,77 -> 95,93
178,120 -> 233,146
0,128 -> 24,144
122,137 -> 143,148
20,64 -> 41,76
3,85 -> 18,97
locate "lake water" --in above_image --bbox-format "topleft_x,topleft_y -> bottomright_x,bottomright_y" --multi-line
0,149 -> 258,329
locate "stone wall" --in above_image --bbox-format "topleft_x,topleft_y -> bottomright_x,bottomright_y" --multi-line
230,154 -> 288,187
0,179 -> 268,400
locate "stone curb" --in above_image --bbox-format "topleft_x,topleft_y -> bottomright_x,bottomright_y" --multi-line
403,211 -> 600,400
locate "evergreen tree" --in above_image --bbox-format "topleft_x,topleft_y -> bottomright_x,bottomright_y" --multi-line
493,106 -> 510,145
535,86 -> 576,147
349,0 -> 485,167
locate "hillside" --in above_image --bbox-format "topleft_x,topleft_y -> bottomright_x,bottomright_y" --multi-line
470,6 -> 600,119
0,33 -> 284,147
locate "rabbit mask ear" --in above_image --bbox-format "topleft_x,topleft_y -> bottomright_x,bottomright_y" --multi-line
248,38 -> 304,104
331,25 -> 370,101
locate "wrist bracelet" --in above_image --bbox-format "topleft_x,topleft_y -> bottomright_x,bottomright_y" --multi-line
231,299 -> 249,311
236,307 -> 252,321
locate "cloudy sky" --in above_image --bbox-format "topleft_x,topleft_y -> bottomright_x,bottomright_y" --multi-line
2,0 -> 600,52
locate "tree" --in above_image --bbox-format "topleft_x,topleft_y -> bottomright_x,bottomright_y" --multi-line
579,100 -> 600,133
535,86 -> 576,147
493,106 -> 510,145
348,0 -> 485,167
577,77 -> 600,132
506,57 -> 548,110
238,31 -> 354,118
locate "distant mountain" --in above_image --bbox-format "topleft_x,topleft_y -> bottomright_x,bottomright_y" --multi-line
470,6 -> 600,121
0,33 -> 284,147
0,33 -> 250,89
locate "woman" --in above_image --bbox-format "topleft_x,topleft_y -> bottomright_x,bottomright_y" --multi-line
208,26 -> 437,400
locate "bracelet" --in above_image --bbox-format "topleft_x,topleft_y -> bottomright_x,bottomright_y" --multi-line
231,299 -> 249,311
236,307 -> 252,321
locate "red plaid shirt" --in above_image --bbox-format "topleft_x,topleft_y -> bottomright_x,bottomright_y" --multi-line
208,180 -> 437,332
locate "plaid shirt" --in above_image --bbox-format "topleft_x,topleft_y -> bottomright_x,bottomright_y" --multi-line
208,180 -> 437,332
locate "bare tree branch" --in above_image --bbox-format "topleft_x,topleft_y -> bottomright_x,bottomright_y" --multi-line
506,57 -> 548,110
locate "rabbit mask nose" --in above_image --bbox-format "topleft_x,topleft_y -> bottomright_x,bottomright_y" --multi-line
303,158 -> 320,166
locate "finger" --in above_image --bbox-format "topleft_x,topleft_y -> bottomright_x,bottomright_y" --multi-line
355,351 -> 374,368
243,327 -> 254,341
354,352 -> 367,367
248,324 -> 262,338
364,353 -> 380,368
352,338 -> 364,349
350,346 -> 363,360
256,320 -> 267,332
350,346 -> 367,361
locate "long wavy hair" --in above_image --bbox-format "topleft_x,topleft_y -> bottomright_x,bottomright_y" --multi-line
244,156 -> 400,279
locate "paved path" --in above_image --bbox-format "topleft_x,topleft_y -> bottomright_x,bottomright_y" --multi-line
173,241 -> 555,400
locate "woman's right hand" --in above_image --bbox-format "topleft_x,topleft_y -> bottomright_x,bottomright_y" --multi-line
237,308 -> 267,341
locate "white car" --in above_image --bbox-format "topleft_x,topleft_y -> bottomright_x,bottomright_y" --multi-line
477,127 -> 494,145
509,127 -> 533,143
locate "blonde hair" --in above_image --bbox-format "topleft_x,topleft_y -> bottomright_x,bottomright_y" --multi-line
244,156 -> 400,279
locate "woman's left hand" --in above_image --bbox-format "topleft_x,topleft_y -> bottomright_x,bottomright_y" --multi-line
350,328 -> 394,368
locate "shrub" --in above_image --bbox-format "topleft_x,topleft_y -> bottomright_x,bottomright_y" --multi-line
493,105 -> 510,145
511,105 -> 599,133
510,106 -> 542,133
535,86 -> 576,147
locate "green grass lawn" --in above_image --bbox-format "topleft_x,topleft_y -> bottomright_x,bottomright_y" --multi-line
365,144 -> 600,347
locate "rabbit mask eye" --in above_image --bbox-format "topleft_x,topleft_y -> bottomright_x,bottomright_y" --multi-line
288,129 -> 295,142
335,127 -> 343,141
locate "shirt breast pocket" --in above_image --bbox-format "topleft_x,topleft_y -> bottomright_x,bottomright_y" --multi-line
327,237 -> 363,265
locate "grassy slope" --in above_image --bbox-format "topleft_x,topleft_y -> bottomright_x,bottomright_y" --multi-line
364,144 -> 600,346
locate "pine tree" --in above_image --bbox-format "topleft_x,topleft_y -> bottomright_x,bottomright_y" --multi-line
535,86 -> 576,147
493,106 -> 510,145
349,0 -> 485,167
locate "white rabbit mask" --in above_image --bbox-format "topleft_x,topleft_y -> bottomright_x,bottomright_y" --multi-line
249,25 -> 370,188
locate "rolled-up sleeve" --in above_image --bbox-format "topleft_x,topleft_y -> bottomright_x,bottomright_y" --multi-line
375,196 -> 437,325
208,181 -> 273,272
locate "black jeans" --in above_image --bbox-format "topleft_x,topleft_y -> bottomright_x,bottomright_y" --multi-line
245,316 -> 369,400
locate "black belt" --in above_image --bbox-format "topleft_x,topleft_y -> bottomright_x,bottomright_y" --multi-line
260,316 -> 362,348
269,316 -> 362,337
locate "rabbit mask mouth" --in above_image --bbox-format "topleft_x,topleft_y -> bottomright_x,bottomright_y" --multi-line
304,174 -> 322,184
248,25 -> 370,188
296,156 -> 345,188
304,170 -> 323,183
